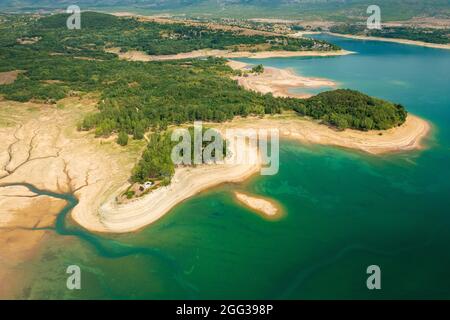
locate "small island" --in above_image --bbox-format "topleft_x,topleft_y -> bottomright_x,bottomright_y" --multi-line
234,192 -> 281,219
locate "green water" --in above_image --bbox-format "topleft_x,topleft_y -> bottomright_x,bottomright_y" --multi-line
16,36 -> 450,299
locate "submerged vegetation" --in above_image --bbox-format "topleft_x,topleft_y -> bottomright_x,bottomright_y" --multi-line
0,12 -> 408,184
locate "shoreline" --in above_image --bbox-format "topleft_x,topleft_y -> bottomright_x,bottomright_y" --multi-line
110,11 -> 449,51
224,60 -> 431,155
228,60 -> 336,98
79,112 -> 430,233
106,47 -> 354,62
234,191 -> 282,219
0,99 -> 431,235
0,46 -> 432,235
326,32 -> 450,50
91,148 -> 262,233
0,96 -> 430,236
73,58 -> 431,233
214,113 -> 431,156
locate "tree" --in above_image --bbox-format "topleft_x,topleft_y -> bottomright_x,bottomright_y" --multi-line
252,64 -> 264,74
329,113 -> 349,131
117,131 -> 129,146
133,123 -> 145,140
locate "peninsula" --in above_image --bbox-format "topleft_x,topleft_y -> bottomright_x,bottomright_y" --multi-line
0,12 -> 430,236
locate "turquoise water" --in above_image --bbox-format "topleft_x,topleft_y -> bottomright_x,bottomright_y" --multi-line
22,36 -> 450,299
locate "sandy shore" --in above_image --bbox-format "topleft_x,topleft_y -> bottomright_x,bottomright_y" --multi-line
92,111 -> 430,233
95,144 -> 261,233
228,60 -> 336,98
234,192 -> 280,218
0,18 -> 435,295
0,94 -> 430,237
0,99 -> 432,297
215,113 -> 430,155
225,61 -> 430,154
327,32 -> 450,50
80,110 -> 429,233
106,47 -> 353,62
228,49 -> 354,59
0,55 -> 431,238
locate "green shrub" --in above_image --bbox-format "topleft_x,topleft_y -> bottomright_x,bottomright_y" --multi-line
117,131 -> 129,146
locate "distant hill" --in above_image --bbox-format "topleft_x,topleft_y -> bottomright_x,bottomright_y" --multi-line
1,1 -> 449,21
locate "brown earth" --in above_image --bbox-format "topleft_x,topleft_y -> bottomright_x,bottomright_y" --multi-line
0,70 -> 23,85
0,95 -> 146,297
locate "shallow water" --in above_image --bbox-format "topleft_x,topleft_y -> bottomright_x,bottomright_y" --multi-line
19,35 -> 450,299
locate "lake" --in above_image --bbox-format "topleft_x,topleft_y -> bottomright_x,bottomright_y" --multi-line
24,35 -> 450,299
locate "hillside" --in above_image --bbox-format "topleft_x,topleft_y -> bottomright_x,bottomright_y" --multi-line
1,1 -> 449,21
0,12 -> 406,132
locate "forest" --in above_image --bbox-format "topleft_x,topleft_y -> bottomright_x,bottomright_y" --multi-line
131,126 -> 227,185
31,12 -> 340,56
291,89 -> 407,131
2,0 -> 448,22
0,12 -> 408,185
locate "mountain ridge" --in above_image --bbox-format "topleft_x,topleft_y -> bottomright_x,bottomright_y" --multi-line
1,1 -> 449,21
